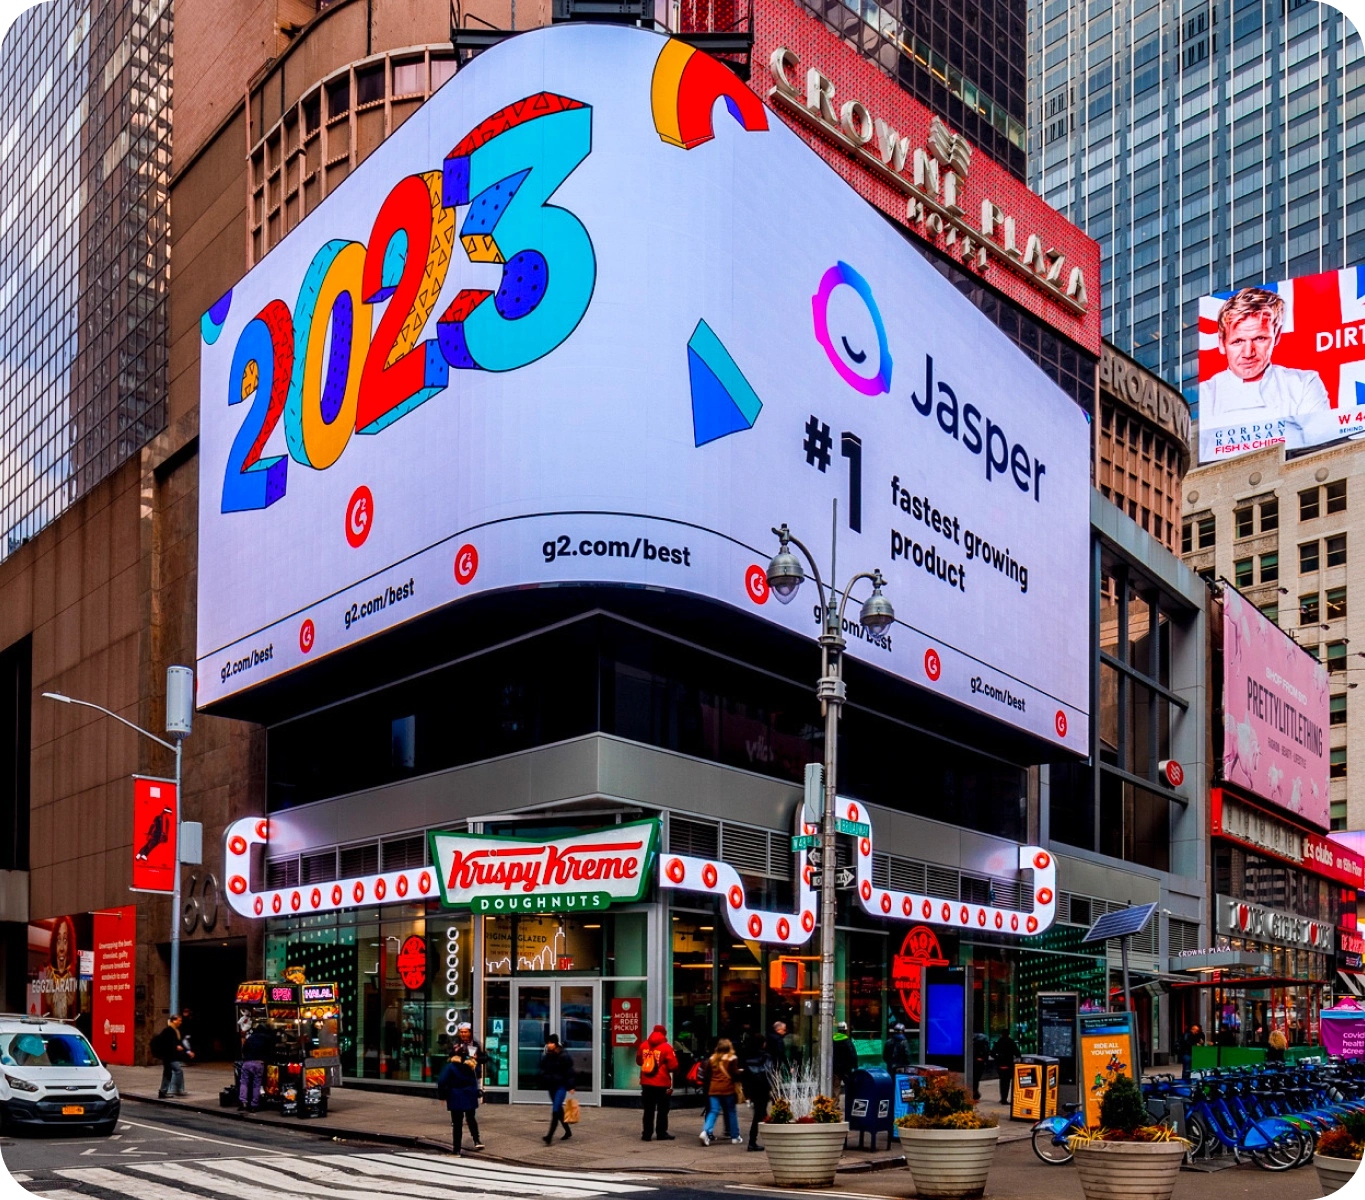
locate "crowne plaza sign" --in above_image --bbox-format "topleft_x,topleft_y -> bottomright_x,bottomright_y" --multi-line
429,821 -> 660,913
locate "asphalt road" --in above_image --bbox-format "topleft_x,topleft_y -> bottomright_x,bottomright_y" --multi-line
0,1099 -> 1338,1200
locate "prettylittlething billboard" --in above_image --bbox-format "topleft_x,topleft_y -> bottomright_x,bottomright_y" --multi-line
1222,587 -> 1330,828
1197,267 -> 1365,461
196,25 -> 1090,749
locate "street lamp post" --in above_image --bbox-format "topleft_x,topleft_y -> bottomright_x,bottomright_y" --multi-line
44,665 -> 193,1018
766,509 -> 894,1099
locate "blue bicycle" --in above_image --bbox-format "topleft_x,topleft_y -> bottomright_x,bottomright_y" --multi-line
1031,1104 -> 1086,1164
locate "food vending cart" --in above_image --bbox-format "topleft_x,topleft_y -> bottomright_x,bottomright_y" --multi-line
228,980 -> 342,1117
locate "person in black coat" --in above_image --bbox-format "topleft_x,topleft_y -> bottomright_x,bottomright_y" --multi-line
437,1042 -> 484,1154
993,1030 -> 1020,1105
740,1035 -> 773,1152
766,1021 -> 789,1071
540,1034 -> 577,1144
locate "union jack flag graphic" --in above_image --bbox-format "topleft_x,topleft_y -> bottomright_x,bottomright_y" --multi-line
1200,265 -> 1365,415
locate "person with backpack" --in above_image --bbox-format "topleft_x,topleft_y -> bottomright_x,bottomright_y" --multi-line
437,1041 -> 484,1154
540,1034 -> 577,1144
882,1022 -> 911,1073
636,1023 -> 679,1141
993,1028 -> 1020,1105
237,1021 -> 274,1111
698,1037 -> 742,1146
832,1021 -> 858,1106
739,1034 -> 772,1152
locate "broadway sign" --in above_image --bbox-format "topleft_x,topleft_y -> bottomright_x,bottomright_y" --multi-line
429,821 -> 660,913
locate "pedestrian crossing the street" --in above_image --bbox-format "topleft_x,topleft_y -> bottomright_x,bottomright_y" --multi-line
43,1151 -> 656,1200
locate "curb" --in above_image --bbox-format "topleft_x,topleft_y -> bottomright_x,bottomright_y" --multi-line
120,1091 -> 911,1177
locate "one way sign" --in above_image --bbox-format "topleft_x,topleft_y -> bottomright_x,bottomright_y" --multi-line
811,867 -> 856,890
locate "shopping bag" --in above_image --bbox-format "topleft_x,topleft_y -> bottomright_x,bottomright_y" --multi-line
563,1094 -> 581,1124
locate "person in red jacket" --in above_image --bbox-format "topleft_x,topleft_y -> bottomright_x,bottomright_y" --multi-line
636,1024 -> 679,1141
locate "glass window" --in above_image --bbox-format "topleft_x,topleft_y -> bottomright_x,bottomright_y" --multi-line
1259,552 -> 1278,583
1327,587 -> 1348,621
1235,558 -> 1253,588
1326,534 -> 1347,567
1260,498 -> 1278,531
1332,747 -> 1348,779
303,91 -> 321,134
1182,522 -> 1193,554
1300,593 -> 1320,625
1258,603 -> 1278,625
392,59 -> 424,96
1331,694 -> 1347,726
1300,540 -> 1320,573
356,64 -> 384,106
1300,487 -> 1320,521
431,56 -> 458,90
1198,516 -> 1216,548
1235,506 -> 1254,538
1326,479 -> 1347,513
1327,642 -> 1348,674
326,75 -> 350,119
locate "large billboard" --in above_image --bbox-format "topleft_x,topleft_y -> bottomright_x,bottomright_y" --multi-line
196,26 -> 1091,750
1197,267 -> 1365,461
1222,587 -> 1330,828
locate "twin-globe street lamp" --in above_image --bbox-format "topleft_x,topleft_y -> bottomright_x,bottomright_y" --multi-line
765,520 -> 894,1099
43,666 -> 194,1018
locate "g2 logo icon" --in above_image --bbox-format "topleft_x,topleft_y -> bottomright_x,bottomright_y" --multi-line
299,619 -> 315,654
924,649 -> 941,681
744,564 -> 769,605
345,486 -> 373,548
1055,710 -> 1068,738
455,543 -> 479,586
812,262 -> 892,396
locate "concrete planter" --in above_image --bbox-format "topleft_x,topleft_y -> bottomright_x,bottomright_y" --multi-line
1314,1152 -> 1362,1196
1072,1139 -> 1186,1200
761,1121 -> 848,1187
899,1125 -> 999,1198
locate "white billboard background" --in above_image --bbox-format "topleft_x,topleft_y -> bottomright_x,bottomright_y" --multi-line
196,25 -> 1090,749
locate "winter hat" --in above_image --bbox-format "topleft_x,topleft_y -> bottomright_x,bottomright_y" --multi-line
652,1025 -> 668,1035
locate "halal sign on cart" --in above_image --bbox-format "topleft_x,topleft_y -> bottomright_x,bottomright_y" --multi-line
429,820 -> 660,913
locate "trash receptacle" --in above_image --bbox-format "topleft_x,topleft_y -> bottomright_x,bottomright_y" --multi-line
846,1067 -> 895,1150
1011,1055 -> 1059,1121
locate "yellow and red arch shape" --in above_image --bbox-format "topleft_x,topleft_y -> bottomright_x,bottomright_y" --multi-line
650,38 -> 768,150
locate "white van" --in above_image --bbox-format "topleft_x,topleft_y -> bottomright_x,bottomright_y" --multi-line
0,1015 -> 120,1135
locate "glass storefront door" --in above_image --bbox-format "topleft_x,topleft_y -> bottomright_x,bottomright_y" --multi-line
510,980 -> 600,1104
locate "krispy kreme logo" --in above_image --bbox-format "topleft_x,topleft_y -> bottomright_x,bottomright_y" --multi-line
430,820 -> 660,910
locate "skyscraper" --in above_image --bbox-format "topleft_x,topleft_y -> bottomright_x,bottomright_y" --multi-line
1026,0 -> 1359,405
0,0 -> 171,559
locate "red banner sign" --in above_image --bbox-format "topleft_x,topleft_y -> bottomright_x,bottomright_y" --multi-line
1304,832 -> 1365,888
610,997 -> 642,1047
396,935 -> 427,990
91,906 -> 136,1065
131,776 -> 177,893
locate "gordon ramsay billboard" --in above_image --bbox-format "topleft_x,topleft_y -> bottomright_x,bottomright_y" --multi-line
1222,587 -> 1330,828
1197,267 -> 1365,461
195,25 -> 1090,750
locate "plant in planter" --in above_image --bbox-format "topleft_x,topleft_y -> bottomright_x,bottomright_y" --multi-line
1313,1111 -> 1365,1195
1066,1074 -> 1188,1200
760,1065 -> 848,1188
894,1074 -> 1000,1199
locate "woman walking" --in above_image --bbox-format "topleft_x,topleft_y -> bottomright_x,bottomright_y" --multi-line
699,1037 -> 742,1146
540,1034 -> 577,1144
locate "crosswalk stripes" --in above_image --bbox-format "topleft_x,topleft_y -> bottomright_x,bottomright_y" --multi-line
53,1152 -> 657,1200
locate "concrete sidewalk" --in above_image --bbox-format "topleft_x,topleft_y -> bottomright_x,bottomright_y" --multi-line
110,1063 -> 1030,1178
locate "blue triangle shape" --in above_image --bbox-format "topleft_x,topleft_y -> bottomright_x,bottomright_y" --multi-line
689,346 -> 754,446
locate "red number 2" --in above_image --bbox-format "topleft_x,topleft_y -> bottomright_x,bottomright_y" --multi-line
356,171 -> 455,434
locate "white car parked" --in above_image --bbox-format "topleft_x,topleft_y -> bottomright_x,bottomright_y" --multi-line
0,1015 -> 120,1135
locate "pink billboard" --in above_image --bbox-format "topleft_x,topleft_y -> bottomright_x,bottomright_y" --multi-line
1222,588 -> 1330,828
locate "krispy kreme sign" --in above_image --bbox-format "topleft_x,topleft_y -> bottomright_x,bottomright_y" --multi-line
429,820 -> 659,913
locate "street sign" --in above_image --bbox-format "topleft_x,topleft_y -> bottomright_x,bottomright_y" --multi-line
836,817 -> 870,837
811,867 -> 856,890
791,834 -> 821,852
